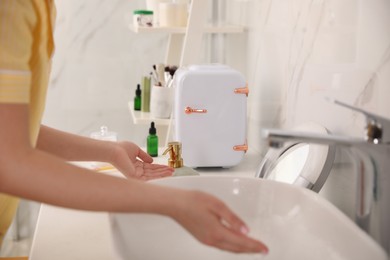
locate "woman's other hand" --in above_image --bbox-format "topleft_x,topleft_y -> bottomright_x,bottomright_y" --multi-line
168,189 -> 269,254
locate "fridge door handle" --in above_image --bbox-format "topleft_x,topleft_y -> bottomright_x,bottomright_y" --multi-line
184,106 -> 208,114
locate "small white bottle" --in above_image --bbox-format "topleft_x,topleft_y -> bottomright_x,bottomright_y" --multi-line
163,142 -> 199,176
90,126 -> 117,142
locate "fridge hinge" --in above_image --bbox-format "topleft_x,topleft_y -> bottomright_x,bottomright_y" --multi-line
234,84 -> 249,97
233,142 -> 248,153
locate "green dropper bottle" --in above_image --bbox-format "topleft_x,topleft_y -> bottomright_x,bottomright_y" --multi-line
147,121 -> 158,157
134,84 -> 141,111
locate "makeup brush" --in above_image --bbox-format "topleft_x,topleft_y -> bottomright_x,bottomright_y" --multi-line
169,65 -> 178,77
156,63 -> 165,86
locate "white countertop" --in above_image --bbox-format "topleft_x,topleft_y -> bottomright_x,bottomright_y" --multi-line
29,151 -> 262,260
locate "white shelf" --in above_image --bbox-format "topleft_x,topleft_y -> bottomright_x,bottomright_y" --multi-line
129,24 -> 245,34
128,101 -> 170,125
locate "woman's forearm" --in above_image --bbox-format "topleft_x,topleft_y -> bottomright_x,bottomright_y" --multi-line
36,125 -> 117,163
0,145 -> 176,214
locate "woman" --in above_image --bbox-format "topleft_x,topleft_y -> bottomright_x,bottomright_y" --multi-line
0,0 -> 267,254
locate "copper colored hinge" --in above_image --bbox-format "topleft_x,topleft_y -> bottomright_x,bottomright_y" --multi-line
234,84 -> 249,97
233,143 -> 248,153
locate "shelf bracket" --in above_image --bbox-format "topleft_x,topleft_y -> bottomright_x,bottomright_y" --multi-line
180,0 -> 208,66
165,34 -> 184,65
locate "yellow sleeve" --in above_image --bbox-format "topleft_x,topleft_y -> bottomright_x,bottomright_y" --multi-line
0,194 -> 19,247
0,0 -> 37,104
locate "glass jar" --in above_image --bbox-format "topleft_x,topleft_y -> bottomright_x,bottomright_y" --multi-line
133,10 -> 154,27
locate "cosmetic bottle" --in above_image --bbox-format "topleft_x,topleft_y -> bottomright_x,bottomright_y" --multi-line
163,142 -> 199,176
147,122 -> 158,157
133,10 -> 153,27
90,125 -> 118,142
134,84 -> 141,111
141,76 -> 151,112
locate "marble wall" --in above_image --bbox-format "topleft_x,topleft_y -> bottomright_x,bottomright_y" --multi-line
242,0 -> 390,154
44,0 -> 169,146
240,0 -> 390,219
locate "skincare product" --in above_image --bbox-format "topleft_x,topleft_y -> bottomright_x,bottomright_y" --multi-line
133,10 -> 153,27
141,76 -> 151,112
163,142 -> 199,176
145,0 -> 170,26
147,122 -> 158,157
134,84 -> 141,111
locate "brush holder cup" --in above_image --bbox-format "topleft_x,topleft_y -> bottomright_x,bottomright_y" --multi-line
150,85 -> 174,119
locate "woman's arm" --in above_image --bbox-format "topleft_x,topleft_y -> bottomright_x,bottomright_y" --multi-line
0,104 -> 161,211
37,125 -> 119,162
36,125 -> 173,180
0,104 -> 268,254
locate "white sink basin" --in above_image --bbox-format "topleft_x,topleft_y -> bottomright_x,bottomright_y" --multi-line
109,176 -> 387,260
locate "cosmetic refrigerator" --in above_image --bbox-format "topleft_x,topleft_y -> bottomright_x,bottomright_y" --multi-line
172,64 -> 248,168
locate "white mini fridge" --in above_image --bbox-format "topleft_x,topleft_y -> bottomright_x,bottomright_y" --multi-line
173,64 -> 248,168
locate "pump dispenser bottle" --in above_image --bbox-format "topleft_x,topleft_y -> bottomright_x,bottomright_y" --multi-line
163,142 -> 199,176
134,84 -> 141,111
147,122 -> 158,157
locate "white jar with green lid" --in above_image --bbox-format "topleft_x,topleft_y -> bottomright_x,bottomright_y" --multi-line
133,10 -> 153,27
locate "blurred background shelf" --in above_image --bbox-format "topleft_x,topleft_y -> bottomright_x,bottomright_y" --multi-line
129,24 -> 245,34
129,0 -> 243,66
128,101 -> 170,125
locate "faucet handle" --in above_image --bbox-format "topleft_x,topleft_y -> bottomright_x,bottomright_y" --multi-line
326,97 -> 390,143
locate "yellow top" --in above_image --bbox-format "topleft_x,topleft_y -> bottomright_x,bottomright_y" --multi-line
0,0 -> 55,246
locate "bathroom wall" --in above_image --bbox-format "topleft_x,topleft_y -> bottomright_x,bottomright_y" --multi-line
242,0 -> 390,152
44,0 -> 168,145
239,0 -> 390,219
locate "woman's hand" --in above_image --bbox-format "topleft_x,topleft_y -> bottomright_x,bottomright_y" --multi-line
169,189 -> 269,254
110,141 -> 173,180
